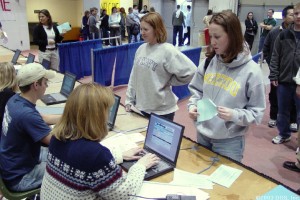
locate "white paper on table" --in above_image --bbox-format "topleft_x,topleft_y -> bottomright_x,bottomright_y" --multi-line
100,133 -> 138,152
138,181 -> 210,200
36,106 -> 64,115
171,168 -> 214,189
126,132 -> 145,143
208,164 -> 243,188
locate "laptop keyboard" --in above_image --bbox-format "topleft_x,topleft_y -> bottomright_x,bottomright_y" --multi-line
150,160 -> 171,172
51,93 -> 67,101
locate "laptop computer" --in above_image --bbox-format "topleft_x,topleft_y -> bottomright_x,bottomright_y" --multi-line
26,53 -> 35,64
41,59 -> 50,69
108,94 -> 121,131
11,49 -> 21,65
40,72 -> 77,105
121,114 -> 184,180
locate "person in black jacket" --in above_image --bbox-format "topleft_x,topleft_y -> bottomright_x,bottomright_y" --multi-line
33,9 -> 63,71
81,10 -> 90,40
100,9 -> 109,45
244,12 -> 257,50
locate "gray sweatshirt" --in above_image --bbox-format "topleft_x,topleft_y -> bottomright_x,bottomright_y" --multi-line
125,43 -> 197,115
188,49 -> 266,139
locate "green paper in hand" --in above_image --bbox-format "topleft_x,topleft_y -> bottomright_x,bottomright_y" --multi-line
197,98 -> 218,122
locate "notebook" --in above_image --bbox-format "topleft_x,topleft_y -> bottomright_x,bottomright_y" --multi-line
25,53 -> 35,64
40,72 -> 76,105
41,59 -> 50,69
108,94 -> 121,131
11,49 -> 21,65
121,114 -> 184,180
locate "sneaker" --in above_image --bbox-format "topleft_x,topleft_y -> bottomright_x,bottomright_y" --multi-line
290,123 -> 298,132
272,135 -> 291,144
268,119 -> 277,128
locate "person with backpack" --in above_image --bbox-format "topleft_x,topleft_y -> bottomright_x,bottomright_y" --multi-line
126,7 -> 138,43
188,11 -> 265,162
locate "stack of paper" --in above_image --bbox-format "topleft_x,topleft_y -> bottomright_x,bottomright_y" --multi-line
197,98 -> 218,122
57,22 -> 72,34
171,168 -> 214,189
138,181 -> 210,200
208,164 -> 243,188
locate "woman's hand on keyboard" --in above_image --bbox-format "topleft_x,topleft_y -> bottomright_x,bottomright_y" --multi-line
137,153 -> 160,169
123,147 -> 144,161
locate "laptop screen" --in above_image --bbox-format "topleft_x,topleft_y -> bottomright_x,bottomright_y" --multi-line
41,59 -> 50,69
108,95 -> 121,127
60,72 -> 76,96
26,53 -> 35,64
144,114 -> 184,163
11,49 -> 21,64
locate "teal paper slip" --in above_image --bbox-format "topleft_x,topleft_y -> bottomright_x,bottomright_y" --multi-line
197,98 -> 218,122
256,185 -> 299,200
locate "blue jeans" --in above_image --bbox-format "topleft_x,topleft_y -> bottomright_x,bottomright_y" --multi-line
10,147 -> 48,192
173,26 -> 183,46
277,84 -> 300,138
197,133 -> 245,162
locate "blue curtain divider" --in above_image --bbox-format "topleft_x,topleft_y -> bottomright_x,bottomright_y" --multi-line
93,47 -> 117,86
58,39 -> 102,79
252,52 -> 262,63
114,42 -> 144,86
172,47 -> 202,100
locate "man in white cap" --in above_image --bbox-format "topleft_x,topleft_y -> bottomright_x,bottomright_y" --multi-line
0,63 -> 60,192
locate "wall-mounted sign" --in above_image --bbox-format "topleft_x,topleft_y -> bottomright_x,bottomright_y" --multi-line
1,0 -> 11,11
101,0 -> 120,15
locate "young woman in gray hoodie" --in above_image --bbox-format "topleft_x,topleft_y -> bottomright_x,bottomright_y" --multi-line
125,12 -> 197,121
188,11 -> 266,162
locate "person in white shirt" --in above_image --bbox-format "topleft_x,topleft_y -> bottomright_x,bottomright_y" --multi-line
109,6 -> 121,46
183,5 -> 192,45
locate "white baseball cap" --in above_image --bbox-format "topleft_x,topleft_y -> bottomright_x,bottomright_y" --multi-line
17,63 -> 56,87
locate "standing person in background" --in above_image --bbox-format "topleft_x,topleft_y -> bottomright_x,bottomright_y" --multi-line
263,5 -> 297,131
33,9 -> 64,71
126,7 -> 138,43
41,83 -> 159,199
81,10 -> 90,40
188,11 -> 266,162
172,5 -> 185,46
88,7 -> 100,39
109,7 -> 121,46
0,62 -> 18,134
125,12 -> 197,121
258,9 -> 276,53
119,7 -> 127,41
100,9 -> 109,45
149,7 -> 156,12
183,5 -> 192,46
269,3 -> 300,144
203,9 -> 213,28
244,12 -> 258,50
140,5 -> 149,14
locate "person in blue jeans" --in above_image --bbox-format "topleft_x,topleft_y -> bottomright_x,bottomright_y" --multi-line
0,63 -> 60,192
188,11 -> 266,162
269,3 -> 300,144
258,9 -> 276,53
